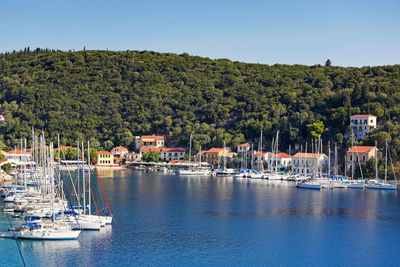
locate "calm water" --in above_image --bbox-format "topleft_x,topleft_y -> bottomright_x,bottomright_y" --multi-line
2,169 -> 400,266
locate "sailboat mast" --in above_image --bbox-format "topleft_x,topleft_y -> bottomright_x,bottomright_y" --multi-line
328,140 -> 331,176
334,143 -> 338,177
351,130 -> 354,180
82,142 -> 86,215
188,134 -> 192,170
259,130 -> 263,171
385,139 -> 388,183
88,140 -> 91,215
375,140 -> 378,180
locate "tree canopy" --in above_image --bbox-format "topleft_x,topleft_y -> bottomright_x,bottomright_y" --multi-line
0,49 -> 399,161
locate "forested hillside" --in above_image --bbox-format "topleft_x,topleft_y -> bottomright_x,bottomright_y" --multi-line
0,49 -> 400,159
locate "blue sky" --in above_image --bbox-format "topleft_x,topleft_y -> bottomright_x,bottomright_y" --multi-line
1,0 -> 399,66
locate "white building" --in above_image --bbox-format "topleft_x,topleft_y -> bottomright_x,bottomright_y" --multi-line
350,114 -> 377,140
292,152 -> 328,175
135,135 -> 164,151
254,151 -> 268,165
160,148 -> 186,162
268,152 -> 292,171
237,143 -> 251,154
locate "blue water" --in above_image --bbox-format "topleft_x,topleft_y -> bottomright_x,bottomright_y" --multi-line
2,169 -> 400,266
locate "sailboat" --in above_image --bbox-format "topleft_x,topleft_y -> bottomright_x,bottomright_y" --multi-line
178,135 -> 210,176
366,140 -> 397,190
14,140 -> 82,240
296,138 -> 322,189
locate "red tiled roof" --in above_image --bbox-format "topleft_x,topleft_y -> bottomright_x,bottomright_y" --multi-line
351,114 -> 376,117
238,143 -> 251,147
161,148 -> 185,152
141,135 -> 164,140
205,148 -> 224,153
139,147 -> 162,153
6,149 -> 23,154
347,146 -> 376,153
254,151 -> 268,156
271,152 -> 292,158
98,151 -> 113,155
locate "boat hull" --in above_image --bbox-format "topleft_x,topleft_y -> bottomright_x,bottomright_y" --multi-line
15,230 -> 81,240
366,184 -> 397,190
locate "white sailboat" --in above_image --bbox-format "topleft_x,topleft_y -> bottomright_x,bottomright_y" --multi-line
366,140 -> 397,190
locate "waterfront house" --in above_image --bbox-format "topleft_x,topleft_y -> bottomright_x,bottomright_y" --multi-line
345,146 -> 377,173
292,152 -> 328,175
253,151 -> 268,166
135,135 -> 164,151
96,151 -> 117,167
125,152 -> 141,163
201,148 -> 234,169
268,152 -> 292,171
237,143 -> 251,154
350,114 -> 377,140
160,148 -> 185,162
111,146 -> 129,164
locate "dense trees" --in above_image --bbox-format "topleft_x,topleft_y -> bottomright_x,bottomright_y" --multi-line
0,49 -> 399,162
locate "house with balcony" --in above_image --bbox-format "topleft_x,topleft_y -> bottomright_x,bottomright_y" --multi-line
201,148 -> 235,169
350,114 -> 377,140
135,135 -> 164,151
111,146 -> 129,164
160,148 -> 186,162
268,152 -> 292,171
345,146 -> 377,173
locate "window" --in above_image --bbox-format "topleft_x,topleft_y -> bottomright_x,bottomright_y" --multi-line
363,156 -> 366,161
359,126 -> 362,131
350,155 -> 352,161
354,120 -> 358,124
364,119 -> 367,124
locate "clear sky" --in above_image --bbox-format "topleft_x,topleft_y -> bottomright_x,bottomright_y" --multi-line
1,0 -> 399,66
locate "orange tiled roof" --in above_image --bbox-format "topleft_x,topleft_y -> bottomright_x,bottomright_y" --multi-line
238,143 -> 251,147
98,151 -> 113,155
139,147 -> 162,153
205,148 -> 224,153
347,146 -> 376,153
271,152 -> 292,158
351,114 -> 376,117
6,149 -> 23,154
292,153 -> 320,158
141,135 -> 164,140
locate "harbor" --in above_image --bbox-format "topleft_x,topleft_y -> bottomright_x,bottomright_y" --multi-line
1,169 -> 400,266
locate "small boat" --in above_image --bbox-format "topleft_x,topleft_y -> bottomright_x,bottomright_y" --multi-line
366,181 -> 397,190
296,180 -> 321,189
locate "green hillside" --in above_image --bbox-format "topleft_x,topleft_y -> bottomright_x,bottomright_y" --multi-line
0,49 -> 400,159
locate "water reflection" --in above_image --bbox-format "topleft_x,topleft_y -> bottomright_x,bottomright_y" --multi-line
1,170 -> 400,266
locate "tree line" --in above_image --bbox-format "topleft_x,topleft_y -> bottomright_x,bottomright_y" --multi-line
0,49 -> 399,167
